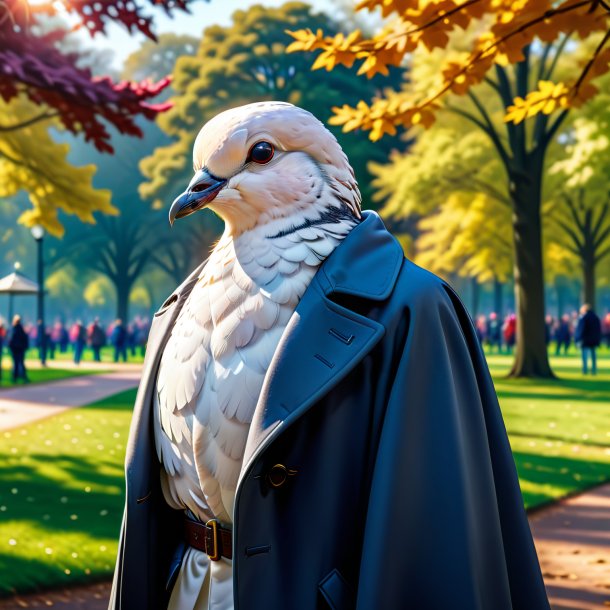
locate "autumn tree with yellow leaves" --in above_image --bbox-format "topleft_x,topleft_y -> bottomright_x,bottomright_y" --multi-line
288,0 -> 610,377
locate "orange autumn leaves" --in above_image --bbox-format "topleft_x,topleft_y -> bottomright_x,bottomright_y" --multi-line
286,0 -> 610,139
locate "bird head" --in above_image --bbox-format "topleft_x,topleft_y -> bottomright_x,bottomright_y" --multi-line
169,102 -> 361,235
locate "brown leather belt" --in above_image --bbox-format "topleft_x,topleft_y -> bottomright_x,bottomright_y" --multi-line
184,517 -> 233,561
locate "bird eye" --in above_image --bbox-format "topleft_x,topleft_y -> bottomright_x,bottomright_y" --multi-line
248,141 -> 274,164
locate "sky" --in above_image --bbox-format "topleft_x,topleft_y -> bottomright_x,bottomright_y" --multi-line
85,0 -> 337,69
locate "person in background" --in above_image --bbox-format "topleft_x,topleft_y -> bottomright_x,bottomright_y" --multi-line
127,322 -> 137,357
58,322 -> 69,353
475,315 -> 486,344
603,311 -> 610,348
487,312 -> 502,353
71,321 -> 87,365
88,317 -> 106,362
503,313 -> 516,353
111,319 -> 128,363
136,318 -> 149,357
0,321 -> 6,382
544,315 -> 554,347
575,304 -> 602,374
46,325 -> 56,360
554,314 -> 572,356
9,315 -> 29,383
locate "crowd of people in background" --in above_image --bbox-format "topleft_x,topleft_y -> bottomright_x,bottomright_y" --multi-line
0,306 -> 608,382
0,315 -> 151,383
476,304 -> 610,374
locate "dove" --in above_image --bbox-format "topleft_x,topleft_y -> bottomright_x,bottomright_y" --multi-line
111,102 -> 550,610
154,102 -> 360,609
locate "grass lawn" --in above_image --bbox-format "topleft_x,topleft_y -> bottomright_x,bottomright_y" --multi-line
32,346 -> 145,365
0,364 -> 99,390
0,350 -> 609,595
486,349 -> 610,510
0,389 -> 134,595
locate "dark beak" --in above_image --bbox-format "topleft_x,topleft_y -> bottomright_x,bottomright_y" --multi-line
169,168 -> 227,226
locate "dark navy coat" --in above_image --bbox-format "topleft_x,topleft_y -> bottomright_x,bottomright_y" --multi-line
109,211 -> 550,610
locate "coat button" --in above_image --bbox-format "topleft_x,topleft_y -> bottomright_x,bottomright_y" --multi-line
267,463 -> 297,488
268,464 -> 288,488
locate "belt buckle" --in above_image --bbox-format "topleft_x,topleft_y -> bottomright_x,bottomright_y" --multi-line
205,519 -> 221,561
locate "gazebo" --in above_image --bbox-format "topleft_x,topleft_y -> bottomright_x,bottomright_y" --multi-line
0,270 -> 40,324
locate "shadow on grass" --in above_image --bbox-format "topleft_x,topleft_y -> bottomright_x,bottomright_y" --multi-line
0,552 -> 111,597
83,388 -> 138,411
0,454 -> 124,540
496,377 -> 610,403
515,451 -> 610,510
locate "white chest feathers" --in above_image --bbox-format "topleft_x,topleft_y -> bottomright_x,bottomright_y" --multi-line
153,219 -> 354,523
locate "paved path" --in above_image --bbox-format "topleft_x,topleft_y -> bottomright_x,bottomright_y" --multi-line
0,582 -> 111,609
0,369 -> 141,431
530,482 -> 610,610
23,361 -> 143,372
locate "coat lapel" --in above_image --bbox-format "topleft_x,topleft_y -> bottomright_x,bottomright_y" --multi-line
238,211 -> 403,488
124,259 -> 207,499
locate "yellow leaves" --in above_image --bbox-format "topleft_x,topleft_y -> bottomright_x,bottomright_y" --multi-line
292,0 -> 610,140
286,29 -> 365,71
356,0 -> 419,18
0,97 -> 115,237
357,46 -> 404,77
505,80 -> 570,123
330,92 -> 439,140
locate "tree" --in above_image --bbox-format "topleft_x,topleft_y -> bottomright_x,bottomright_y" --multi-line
290,15 -> 596,377
372,120 -> 513,315
47,35 -> 200,320
0,0 -> 196,152
0,96 -> 115,235
123,34 -> 199,83
0,0 -> 199,236
287,0 -> 609,135
139,2 -> 405,210
548,117 -> 610,308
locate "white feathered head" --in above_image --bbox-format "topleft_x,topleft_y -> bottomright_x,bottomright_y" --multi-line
169,101 -> 361,235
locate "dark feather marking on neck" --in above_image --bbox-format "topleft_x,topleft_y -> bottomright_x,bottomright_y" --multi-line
266,204 -> 358,239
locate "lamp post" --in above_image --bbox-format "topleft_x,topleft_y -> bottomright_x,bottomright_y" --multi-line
8,262 -> 21,323
30,225 -> 45,364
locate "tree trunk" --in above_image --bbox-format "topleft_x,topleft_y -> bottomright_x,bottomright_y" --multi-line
115,277 -> 131,323
581,253 -> 596,310
493,277 -> 503,318
470,276 -> 480,317
508,171 -> 554,378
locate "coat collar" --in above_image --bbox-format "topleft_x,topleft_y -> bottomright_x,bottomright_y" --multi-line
316,210 -> 403,301
237,210 -> 403,491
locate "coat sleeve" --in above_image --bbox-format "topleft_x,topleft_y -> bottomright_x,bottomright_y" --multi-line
356,277 -> 550,610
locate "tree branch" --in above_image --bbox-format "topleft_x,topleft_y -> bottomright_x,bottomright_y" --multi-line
446,103 -> 512,168
595,244 -> 610,263
591,201 -> 609,241
543,108 -> 570,146
0,112 -> 59,132
494,65 -> 520,162
553,214 -> 584,252
593,223 -> 610,251
536,41 -> 554,83
562,193 -> 585,233
542,32 -> 573,81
